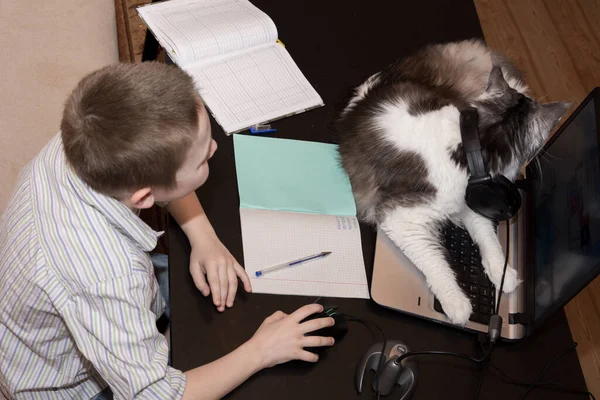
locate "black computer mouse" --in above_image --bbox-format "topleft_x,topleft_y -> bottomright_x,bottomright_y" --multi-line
300,305 -> 348,354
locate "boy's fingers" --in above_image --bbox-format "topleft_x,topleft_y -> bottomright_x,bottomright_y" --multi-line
265,310 -> 286,323
300,317 -> 335,334
296,350 -> 319,363
226,267 -> 237,307
217,263 -> 228,312
290,304 -> 323,322
206,266 -> 221,307
190,266 -> 210,296
302,336 -> 335,348
234,262 -> 252,292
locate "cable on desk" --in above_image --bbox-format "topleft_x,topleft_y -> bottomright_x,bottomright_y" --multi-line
474,219 -> 511,399
344,315 -> 387,400
473,336 -> 492,400
341,223 -> 594,400
480,341 -> 595,400
517,342 -> 592,400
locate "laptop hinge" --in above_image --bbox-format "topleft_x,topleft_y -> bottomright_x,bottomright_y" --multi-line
508,312 -> 529,325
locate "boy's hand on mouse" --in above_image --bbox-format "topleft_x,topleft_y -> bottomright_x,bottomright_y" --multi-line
247,304 -> 335,368
189,234 -> 252,312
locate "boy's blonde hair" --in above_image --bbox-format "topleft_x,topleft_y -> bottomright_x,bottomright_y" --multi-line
61,62 -> 201,195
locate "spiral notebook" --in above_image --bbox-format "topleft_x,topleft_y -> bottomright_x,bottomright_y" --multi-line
138,0 -> 324,135
234,135 -> 369,299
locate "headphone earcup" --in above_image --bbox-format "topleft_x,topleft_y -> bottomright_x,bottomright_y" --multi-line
465,175 -> 522,221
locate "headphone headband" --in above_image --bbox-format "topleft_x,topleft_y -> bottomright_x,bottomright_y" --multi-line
459,106 -> 522,221
459,107 -> 488,180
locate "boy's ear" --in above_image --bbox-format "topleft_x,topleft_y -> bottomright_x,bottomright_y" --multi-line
130,187 -> 155,210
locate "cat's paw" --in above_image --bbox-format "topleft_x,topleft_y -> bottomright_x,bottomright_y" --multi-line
497,266 -> 520,293
439,290 -> 472,325
484,259 -> 520,293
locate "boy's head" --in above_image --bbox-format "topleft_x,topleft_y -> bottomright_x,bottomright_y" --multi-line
61,62 -> 216,209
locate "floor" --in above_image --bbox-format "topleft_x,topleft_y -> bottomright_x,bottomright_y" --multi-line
475,0 -> 600,396
118,0 -> 600,396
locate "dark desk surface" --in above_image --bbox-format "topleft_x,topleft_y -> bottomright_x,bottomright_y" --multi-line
167,0 -> 588,398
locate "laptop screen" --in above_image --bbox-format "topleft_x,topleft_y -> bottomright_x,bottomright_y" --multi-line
530,91 -> 600,323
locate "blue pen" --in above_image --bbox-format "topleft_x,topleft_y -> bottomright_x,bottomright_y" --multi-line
255,251 -> 332,277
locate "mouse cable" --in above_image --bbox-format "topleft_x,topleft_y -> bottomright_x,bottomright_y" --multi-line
346,314 -> 492,400
386,341 -> 594,399
482,341 -> 595,400
312,297 -> 388,399
518,341 -> 581,399
346,315 -> 592,399
484,341 -> 595,399
347,222 -> 593,399
475,221 -> 594,400
345,220 -> 510,399
472,346 -> 490,400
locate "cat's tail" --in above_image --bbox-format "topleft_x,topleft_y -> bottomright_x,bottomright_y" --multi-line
328,71 -> 383,144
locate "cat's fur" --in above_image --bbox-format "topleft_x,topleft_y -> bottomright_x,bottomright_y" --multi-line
334,39 -> 571,325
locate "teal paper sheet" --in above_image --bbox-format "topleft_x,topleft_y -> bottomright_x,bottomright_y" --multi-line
233,135 -> 356,216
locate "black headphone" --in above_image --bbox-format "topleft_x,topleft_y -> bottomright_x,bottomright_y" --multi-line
459,107 -> 522,221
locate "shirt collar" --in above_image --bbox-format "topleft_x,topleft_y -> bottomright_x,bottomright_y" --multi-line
63,155 -> 163,253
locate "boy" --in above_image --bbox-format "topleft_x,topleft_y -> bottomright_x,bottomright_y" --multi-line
0,62 -> 334,399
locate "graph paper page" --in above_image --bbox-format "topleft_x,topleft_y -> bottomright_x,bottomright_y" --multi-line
240,208 -> 369,299
138,0 -> 277,66
185,43 -> 323,133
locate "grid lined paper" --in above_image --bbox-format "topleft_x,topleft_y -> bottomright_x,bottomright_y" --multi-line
138,0 -> 277,66
138,0 -> 324,134
186,44 -> 323,133
240,208 -> 369,299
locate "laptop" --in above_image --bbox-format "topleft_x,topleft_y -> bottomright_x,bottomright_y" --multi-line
371,87 -> 600,340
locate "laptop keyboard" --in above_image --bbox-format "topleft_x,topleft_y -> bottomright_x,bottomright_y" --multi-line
433,223 -> 496,325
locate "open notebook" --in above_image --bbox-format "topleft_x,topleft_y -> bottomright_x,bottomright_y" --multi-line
137,0 -> 324,135
234,135 -> 369,299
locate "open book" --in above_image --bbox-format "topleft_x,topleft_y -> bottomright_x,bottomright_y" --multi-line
137,0 -> 324,135
234,135 -> 369,299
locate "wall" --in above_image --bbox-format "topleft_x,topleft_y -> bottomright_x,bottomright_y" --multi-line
0,0 -> 119,213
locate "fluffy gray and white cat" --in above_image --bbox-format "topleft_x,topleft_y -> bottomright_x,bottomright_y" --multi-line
334,39 -> 570,325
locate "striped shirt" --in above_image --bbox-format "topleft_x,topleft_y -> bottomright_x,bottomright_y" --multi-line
0,134 -> 186,399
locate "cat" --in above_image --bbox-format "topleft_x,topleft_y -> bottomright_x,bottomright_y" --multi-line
333,39 -> 571,325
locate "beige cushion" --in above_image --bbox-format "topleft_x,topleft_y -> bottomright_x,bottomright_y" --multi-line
0,0 -> 119,213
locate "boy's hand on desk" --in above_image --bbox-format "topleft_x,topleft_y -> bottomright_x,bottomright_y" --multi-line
167,192 -> 251,311
248,304 -> 335,368
189,234 -> 252,312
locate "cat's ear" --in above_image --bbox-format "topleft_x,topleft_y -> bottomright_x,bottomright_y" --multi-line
486,65 -> 509,93
537,101 -> 573,128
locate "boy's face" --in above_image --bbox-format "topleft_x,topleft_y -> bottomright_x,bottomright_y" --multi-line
153,104 -> 217,202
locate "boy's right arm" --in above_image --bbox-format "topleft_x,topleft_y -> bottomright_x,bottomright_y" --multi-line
70,274 -> 332,399
182,304 -> 335,400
